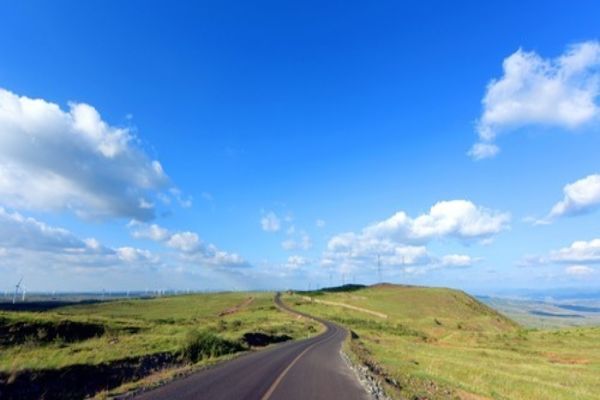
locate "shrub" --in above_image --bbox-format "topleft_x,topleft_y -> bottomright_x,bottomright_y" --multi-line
181,330 -> 243,362
230,320 -> 243,329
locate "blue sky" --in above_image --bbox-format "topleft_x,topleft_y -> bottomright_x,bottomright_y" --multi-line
1,1 -> 600,293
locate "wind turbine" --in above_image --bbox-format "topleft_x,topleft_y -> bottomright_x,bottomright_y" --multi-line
12,277 -> 23,304
377,254 -> 382,283
21,285 -> 26,302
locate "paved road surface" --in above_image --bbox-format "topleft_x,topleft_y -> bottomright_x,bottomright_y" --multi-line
134,294 -> 368,400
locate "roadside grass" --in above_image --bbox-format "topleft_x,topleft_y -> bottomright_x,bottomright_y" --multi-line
1,292 -> 320,372
285,285 -> 600,400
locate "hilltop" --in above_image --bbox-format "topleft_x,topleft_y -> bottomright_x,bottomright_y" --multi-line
301,283 -> 517,335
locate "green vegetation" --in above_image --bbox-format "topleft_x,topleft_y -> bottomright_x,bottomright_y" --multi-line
181,330 -> 243,362
0,292 -> 320,398
285,284 -> 600,400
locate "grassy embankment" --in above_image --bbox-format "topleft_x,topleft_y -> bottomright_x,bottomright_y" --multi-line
0,292 -> 320,398
284,284 -> 600,400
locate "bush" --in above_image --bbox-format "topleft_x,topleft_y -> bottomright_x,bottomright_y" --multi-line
181,330 -> 243,362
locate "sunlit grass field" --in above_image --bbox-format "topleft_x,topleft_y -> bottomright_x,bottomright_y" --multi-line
284,285 -> 600,400
1,292 -> 319,373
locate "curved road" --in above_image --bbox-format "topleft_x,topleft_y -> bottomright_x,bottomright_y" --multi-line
134,294 -> 368,400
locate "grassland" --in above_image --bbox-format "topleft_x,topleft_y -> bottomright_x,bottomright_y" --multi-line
284,284 -> 600,400
0,292 -> 320,399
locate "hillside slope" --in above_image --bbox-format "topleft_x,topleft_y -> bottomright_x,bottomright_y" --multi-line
0,292 -> 320,399
285,284 -> 600,400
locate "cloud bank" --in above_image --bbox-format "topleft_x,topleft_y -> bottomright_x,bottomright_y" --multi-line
130,222 -> 248,268
0,207 -> 158,269
321,200 -> 506,273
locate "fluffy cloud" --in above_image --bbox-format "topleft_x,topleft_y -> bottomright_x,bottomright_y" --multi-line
549,239 -> 600,264
260,211 -> 281,232
167,232 -> 202,253
0,206 -> 91,252
549,174 -> 600,218
0,207 -> 157,269
0,88 -> 169,220
131,223 -> 171,241
470,41 -> 600,159
363,200 -> 510,242
130,223 -> 248,268
116,247 -> 158,263
325,233 -> 430,266
321,200 -> 505,273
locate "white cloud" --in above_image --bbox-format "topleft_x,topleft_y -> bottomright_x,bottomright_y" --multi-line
130,223 -> 248,268
131,223 -> 171,241
565,265 -> 595,276
116,247 -> 158,263
0,88 -> 170,220
322,232 -> 431,273
471,41 -> 600,159
260,211 -> 281,232
321,200 -> 505,273
0,206 -> 93,252
549,174 -> 600,218
0,207 -> 157,269
167,231 -> 202,253
363,200 -> 510,242
316,219 -> 326,228
549,239 -> 600,264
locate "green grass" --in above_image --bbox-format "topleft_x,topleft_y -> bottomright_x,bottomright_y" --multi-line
0,292 -> 320,373
285,285 -> 600,400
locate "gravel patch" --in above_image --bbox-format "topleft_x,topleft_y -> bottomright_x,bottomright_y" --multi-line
341,350 -> 392,400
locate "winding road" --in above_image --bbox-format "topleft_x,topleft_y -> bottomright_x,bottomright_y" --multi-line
134,294 -> 368,400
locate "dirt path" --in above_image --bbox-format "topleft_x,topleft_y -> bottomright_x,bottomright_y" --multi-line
299,296 -> 388,319
217,297 -> 255,317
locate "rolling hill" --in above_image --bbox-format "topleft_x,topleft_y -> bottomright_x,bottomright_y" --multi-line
284,284 -> 600,400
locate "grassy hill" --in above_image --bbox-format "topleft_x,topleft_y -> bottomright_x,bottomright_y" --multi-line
284,284 -> 600,400
0,292 -> 319,399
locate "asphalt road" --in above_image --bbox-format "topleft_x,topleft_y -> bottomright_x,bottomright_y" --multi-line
134,294 -> 368,400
